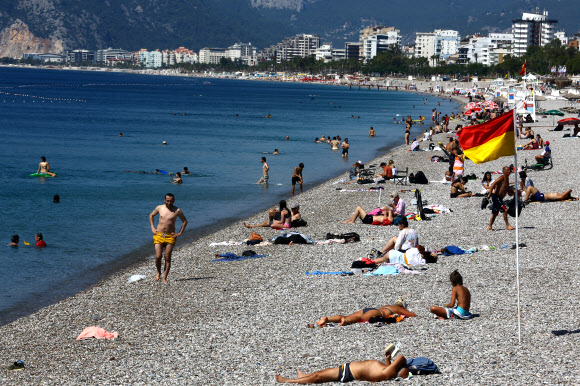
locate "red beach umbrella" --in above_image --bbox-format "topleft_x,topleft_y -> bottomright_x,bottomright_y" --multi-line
464,102 -> 480,110
557,117 -> 580,125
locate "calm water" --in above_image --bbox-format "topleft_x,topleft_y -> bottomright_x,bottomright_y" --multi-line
0,67 -> 459,325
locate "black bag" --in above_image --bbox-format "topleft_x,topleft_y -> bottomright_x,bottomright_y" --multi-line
274,234 -> 308,244
481,196 -> 489,210
241,250 -> 257,256
413,171 -> 429,184
351,260 -> 376,269
507,198 -> 524,217
341,232 -> 360,243
357,178 -> 374,184
291,218 -> 307,227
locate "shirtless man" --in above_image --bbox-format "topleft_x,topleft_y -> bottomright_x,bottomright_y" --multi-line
257,157 -> 269,185
37,156 -> 56,177
275,352 -> 409,383
291,163 -> 304,196
486,166 -> 515,230
341,138 -> 350,158
149,193 -> 188,282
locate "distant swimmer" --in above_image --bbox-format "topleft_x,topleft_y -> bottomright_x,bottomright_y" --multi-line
169,172 -> 182,184
285,136 -> 289,140
53,195 -> 60,203
8,235 -> 19,247
330,137 -> 340,150
267,114 -> 272,118
125,170 -> 148,173
369,126 -> 375,137
37,156 -> 56,177
182,167 -> 191,175
273,149 -> 279,155
257,157 -> 269,185
119,133 -> 123,137
35,233 -> 47,247
162,141 -> 167,146
149,193 -> 188,282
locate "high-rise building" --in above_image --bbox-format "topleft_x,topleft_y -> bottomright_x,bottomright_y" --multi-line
415,30 -> 460,66
345,42 -> 361,60
198,48 -> 227,64
258,34 -> 321,63
464,33 -> 513,66
512,9 -> 557,56
360,26 -> 401,61
226,43 -> 257,66
96,48 -> 133,65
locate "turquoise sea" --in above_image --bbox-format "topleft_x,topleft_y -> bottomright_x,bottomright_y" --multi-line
0,67 -> 460,325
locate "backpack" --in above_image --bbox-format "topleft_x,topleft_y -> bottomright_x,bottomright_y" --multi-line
413,171 -> 429,184
406,357 -> 440,375
340,232 -> 360,243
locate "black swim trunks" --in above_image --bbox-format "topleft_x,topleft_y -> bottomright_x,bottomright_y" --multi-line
450,192 -> 459,198
362,214 -> 373,224
490,193 -> 506,214
338,363 -> 354,383
342,149 -> 348,155
292,176 -> 301,185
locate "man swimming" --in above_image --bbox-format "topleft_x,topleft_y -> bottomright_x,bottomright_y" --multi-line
149,193 -> 188,282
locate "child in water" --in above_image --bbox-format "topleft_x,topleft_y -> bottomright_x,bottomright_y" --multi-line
430,270 -> 473,319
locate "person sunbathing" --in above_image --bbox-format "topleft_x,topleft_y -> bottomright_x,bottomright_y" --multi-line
275,351 -> 409,383
340,206 -> 394,225
314,301 -> 416,327
523,186 -> 577,203
371,245 -> 437,265
244,200 -> 291,229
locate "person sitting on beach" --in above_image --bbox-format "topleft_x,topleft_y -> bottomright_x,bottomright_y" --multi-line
573,123 -> 580,137
35,233 -> 47,247
369,126 -> 375,137
37,156 -> 56,177
169,172 -> 182,184
244,201 -> 291,229
519,171 -> 533,191
314,301 -> 416,327
349,161 -> 362,181
371,245 -> 438,265
534,141 -> 551,164
385,191 -> 405,218
289,203 -> 303,225
270,200 -> 292,229
408,138 -> 420,151
519,126 -> 534,139
340,206 -> 394,225
450,177 -> 472,198
376,161 -> 393,180
523,185 -> 577,203
181,167 -> 191,175
430,270 -> 473,320
481,171 -> 493,194
8,235 -> 19,247
535,134 -> 544,148
374,217 -> 418,257
275,350 -> 410,383
521,136 -> 540,150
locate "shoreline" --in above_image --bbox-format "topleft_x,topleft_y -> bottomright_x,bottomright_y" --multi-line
3,79 -> 577,383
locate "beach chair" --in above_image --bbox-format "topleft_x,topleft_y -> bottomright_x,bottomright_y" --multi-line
393,167 -> 409,185
524,156 -> 553,171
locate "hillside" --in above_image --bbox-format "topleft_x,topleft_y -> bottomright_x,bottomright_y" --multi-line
0,0 -> 577,56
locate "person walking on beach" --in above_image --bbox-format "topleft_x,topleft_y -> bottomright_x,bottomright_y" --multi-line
341,138 -> 350,158
149,193 -> 188,282
257,157 -> 269,185
486,166 -> 514,231
292,163 -> 304,196
37,156 -> 56,177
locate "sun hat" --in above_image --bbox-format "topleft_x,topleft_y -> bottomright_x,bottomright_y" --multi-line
290,203 -> 300,209
390,191 -> 399,198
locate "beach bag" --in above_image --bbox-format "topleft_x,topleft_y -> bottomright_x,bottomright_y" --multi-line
414,171 -> 429,184
341,232 -> 360,243
357,178 -> 374,184
291,219 -> 308,227
443,246 -> 465,256
250,232 -> 263,241
506,198 -> 524,218
406,357 -> 440,375
241,250 -> 257,256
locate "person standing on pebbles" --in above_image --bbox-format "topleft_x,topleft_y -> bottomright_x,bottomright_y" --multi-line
486,166 -> 515,231
149,193 -> 188,282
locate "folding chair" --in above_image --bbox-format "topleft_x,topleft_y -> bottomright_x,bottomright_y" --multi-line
393,167 -> 409,185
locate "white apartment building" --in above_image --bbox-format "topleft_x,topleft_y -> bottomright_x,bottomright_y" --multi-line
316,44 -> 333,62
512,9 -> 557,56
363,31 -> 401,61
199,48 -> 227,64
226,43 -> 257,66
554,31 -> 568,45
138,50 -> 162,68
415,30 -> 460,65
465,33 -> 513,66
96,48 -> 133,64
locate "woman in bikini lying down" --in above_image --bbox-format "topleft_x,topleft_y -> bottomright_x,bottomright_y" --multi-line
313,302 -> 416,327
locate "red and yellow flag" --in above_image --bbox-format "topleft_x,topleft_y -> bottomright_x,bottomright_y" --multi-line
458,111 -> 515,164
519,62 -> 526,75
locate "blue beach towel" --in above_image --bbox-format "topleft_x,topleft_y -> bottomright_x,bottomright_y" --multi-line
443,246 -> 465,256
306,271 -> 352,275
212,253 -> 266,262
364,266 -> 400,276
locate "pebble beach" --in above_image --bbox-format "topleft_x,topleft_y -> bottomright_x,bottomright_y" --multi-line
1,84 -> 579,385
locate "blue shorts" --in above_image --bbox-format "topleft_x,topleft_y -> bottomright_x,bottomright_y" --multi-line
531,191 -> 545,202
444,306 -> 473,320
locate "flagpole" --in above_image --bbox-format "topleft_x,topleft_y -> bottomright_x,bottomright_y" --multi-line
512,106 -> 522,344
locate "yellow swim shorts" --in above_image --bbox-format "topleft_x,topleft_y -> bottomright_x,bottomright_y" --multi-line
153,232 -> 175,245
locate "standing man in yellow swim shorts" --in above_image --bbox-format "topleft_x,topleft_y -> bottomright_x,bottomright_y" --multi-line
149,193 -> 188,282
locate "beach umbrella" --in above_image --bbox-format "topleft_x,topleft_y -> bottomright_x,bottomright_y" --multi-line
464,108 -> 481,115
557,117 -> 580,125
544,110 -> 565,116
482,100 -> 499,109
464,102 -> 480,110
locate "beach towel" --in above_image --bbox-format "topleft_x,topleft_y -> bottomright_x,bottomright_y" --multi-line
306,271 -> 353,275
76,326 -> 118,340
364,265 -> 400,276
212,252 -> 267,262
442,246 -> 465,255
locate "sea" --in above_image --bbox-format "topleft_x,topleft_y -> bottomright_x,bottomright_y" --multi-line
0,66 -> 460,325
